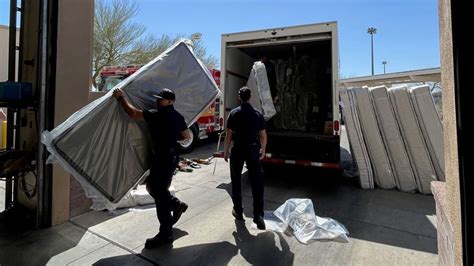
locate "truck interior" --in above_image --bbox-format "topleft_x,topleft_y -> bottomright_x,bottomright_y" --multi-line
224,37 -> 339,162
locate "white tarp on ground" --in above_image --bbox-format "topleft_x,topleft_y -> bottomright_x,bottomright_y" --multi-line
42,40 -> 221,203
409,85 -> 445,181
351,87 -> 396,189
340,88 -> 374,189
369,86 -> 418,193
389,86 -> 437,194
265,198 -> 349,244
246,61 -> 277,120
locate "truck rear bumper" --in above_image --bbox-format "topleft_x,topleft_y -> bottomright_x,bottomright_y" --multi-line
262,154 -> 340,169
266,132 -> 340,164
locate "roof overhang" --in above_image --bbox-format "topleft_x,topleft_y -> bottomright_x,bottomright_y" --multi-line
340,67 -> 441,88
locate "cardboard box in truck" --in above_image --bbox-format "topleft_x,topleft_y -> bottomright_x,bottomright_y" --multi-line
221,22 -> 340,169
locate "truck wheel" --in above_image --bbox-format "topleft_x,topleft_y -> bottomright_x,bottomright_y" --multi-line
178,123 -> 199,154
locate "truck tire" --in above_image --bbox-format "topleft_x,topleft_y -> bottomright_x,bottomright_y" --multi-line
178,123 -> 199,154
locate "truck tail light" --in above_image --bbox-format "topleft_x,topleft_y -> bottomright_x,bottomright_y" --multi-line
334,120 -> 340,133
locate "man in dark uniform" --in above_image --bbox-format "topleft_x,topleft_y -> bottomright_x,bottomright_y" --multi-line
113,88 -> 190,248
223,86 -> 267,230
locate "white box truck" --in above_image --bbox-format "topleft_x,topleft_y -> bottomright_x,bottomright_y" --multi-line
221,22 -> 340,169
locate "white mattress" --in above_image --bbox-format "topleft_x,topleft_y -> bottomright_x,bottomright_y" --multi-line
351,87 -> 396,189
42,41 -> 221,202
388,86 -> 437,194
246,61 -> 276,120
369,86 -> 417,192
409,85 -> 445,181
340,88 -> 374,189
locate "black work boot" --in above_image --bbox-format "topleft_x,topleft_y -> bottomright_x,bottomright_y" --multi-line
253,216 -> 266,230
171,202 -> 188,225
144,232 -> 173,249
232,208 -> 244,221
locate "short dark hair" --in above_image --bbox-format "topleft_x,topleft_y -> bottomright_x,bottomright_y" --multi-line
238,86 -> 251,102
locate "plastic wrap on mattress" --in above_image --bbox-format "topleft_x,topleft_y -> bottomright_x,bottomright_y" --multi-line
388,86 -> 436,194
369,86 -> 417,192
42,41 -> 221,203
246,61 -> 276,120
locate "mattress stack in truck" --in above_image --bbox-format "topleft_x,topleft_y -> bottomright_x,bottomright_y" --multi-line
341,85 -> 444,194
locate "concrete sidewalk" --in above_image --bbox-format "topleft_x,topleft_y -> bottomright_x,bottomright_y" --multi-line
1,155 -> 438,265
0,130 -> 438,265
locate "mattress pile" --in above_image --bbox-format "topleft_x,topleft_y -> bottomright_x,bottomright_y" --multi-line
369,86 -> 417,192
340,89 -> 374,189
341,85 -> 444,194
42,41 -> 221,203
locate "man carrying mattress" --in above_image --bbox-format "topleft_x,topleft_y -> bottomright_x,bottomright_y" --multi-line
113,88 -> 190,248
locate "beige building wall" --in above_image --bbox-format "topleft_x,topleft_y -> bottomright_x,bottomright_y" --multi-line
52,0 -> 94,225
437,0 -> 463,264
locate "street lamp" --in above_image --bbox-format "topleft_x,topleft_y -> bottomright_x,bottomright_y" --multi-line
187,32 -> 202,49
191,32 -> 202,42
382,61 -> 387,74
367,27 -> 377,75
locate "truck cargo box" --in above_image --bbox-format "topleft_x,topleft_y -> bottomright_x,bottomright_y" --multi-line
222,22 -> 340,167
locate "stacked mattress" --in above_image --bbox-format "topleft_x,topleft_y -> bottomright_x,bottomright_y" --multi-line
389,86 -> 438,194
409,85 -> 445,181
351,87 -> 396,189
369,86 -> 417,193
42,41 -> 221,203
341,85 -> 444,194
340,89 -> 374,189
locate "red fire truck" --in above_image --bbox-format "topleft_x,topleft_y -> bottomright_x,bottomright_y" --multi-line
99,65 -> 223,153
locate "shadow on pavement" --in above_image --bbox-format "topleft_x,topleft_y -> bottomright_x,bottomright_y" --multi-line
0,222 -> 86,265
233,220 -> 294,265
94,240 -> 238,265
92,222 -> 294,266
217,162 -> 438,255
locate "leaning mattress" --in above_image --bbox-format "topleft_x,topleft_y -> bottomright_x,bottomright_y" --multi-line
351,87 -> 396,189
409,85 -> 445,181
369,86 -> 417,192
388,86 -> 437,194
340,88 -> 374,189
42,41 -> 221,202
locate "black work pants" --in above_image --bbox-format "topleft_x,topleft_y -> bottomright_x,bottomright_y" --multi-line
230,146 -> 264,219
146,154 -> 182,235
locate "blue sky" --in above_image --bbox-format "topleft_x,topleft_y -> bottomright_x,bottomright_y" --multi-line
0,0 -> 440,78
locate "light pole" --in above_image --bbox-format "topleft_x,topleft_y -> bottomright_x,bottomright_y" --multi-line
367,27 -> 377,75
188,32 -> 202,49
382,61 -> 387,74
191,32 -> 202,42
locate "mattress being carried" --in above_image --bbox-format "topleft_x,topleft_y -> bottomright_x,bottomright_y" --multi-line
388,86 -> 436,194
369,86 -> 417,192
246,61 -> 277,120
42,41 -> 221,203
